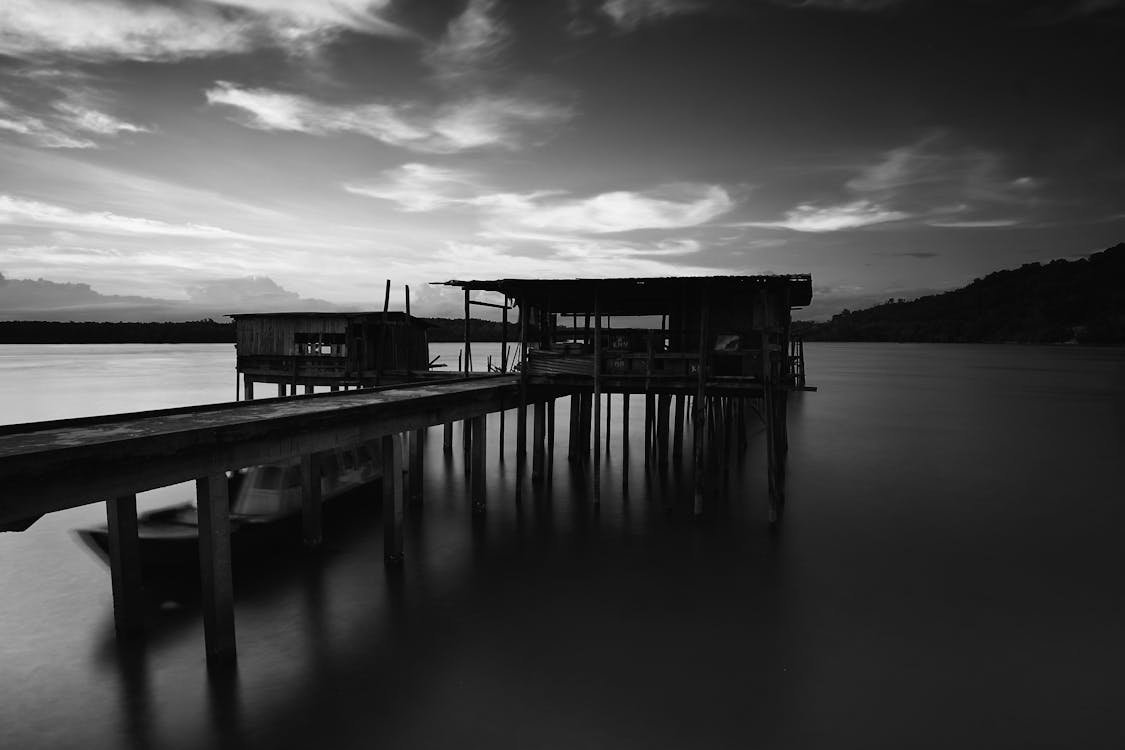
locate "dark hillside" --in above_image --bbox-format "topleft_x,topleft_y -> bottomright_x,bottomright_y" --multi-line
802,244 -> 1125,344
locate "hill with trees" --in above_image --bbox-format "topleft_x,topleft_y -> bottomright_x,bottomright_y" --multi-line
799,243 -> 1125,345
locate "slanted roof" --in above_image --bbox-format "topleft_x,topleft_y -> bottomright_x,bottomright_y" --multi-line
439,275 -> 812,315
227,311 -> 431,327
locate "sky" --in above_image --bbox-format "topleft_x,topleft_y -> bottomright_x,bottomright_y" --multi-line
0,0 -> 1123,321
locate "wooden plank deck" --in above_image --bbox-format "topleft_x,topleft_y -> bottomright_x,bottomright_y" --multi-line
0,375 -> 520,526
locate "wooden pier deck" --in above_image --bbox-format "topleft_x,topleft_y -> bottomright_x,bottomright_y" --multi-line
0,374 -> 518,523
0,374 -> 519,663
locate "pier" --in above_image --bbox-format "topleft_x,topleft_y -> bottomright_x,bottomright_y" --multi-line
0,274 -> 812,667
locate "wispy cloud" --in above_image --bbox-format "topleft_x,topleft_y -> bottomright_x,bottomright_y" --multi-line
0,194 -> 252,239
0,91 -> 150,149
599,0 -> 707,30
499,184 -> 733,233
925,219 -> 1021,228
206,82 -> 573,153
0,103 -> 94,149
0,0 -> 408,62
747,133 -> 1041,232
425,0 -> 510,81
745,199 -> 909,232
772,0 -> 907,11
348,165 -> 734,233
344,163 -> 483,211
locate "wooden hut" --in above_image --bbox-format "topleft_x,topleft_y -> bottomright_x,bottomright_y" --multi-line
441,275 -> 813,518
230,312 -> 430,398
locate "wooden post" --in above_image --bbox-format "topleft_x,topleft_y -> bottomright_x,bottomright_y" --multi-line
499,297 -> 508,457
470,415 -> 487,513
404,284 -> 413,378
330,385 -> 339,393
516,298 -> 528,463
197,473 -> 235,663
693,284 -> 711,518
382,434 -> 404,564
592,293 -> 602,504
243,375 -> 254,401
300,453 -> 322,548
532,401 -> 546,482
644,394 -> 655,467
656,393 -> 672,467
673,394 -> 685,465
443,421 -> 453,454
605,390 -> 612,455
622,393 -> 630,493
761,302 -> 781,523
409,428 -> 424,505
546,399 -> 556,472
276,383 -> 285,398
106,495 -> 143,638
568,395 -> 582,462
463,289 -> 473,377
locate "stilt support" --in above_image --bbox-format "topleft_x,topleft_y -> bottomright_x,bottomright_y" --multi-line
382,434 -> 405,565
106,495 -> 143,639
197,473 -> 236,664
300,453 -> 322,548
470,415 -> 487,514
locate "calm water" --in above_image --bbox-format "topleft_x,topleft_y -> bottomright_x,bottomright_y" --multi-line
1,342 -> 1123,749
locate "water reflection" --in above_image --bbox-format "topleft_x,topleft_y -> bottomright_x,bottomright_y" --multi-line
3,345 -> 1125,748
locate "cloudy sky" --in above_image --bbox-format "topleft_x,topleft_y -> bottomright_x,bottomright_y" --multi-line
1,0 -> 1122,320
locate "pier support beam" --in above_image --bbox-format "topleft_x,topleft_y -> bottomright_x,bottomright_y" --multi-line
106,495 -> 143,639
409,428 -> 424,506
672,395 -> 685,465
243,376 -> 254,401
656,393 -> 671,468
197,474 -> 236,664
568,395 -> 582,462
470,415 -> 487,513
382,434 -> 404,565
532,401 -> 546,483
443,421 -> 453,454
300,453 -> 322,548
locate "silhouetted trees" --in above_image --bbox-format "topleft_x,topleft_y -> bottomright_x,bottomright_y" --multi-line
801,243 -> 1125,345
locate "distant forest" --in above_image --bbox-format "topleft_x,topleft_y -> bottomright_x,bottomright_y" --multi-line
0,317 -> 520,344
798,243 -> 1125,345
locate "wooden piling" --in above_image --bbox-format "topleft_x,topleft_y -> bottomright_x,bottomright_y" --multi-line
409,428 -> 424,505
672,394 -> 685,465
300,452 -> 322,548
568,394 -> 581,462
381,434 -> 404,564
656,393 -> 672,467
693,287 -> 711,517
243,376 -> 254,401
276,383 -> 285,398
470,415 -> 487,513
546,399 -> 556,471
106,495 -> 143,638
593,294 -> 602,504
644,394 -> 655,467
197,473 -> 236,663
443,421 -> 453,454
532,400 -> 546,482
622,393 -> 630,493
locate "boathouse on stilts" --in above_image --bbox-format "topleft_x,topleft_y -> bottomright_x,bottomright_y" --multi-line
443,275 -> 813,521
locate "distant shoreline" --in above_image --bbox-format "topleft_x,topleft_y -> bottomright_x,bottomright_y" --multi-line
0,319 -> 519,345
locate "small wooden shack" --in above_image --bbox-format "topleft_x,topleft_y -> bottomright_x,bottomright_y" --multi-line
230,312 -> 430,397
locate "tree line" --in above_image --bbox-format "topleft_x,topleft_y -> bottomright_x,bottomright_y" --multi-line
798,243 -> 1125,345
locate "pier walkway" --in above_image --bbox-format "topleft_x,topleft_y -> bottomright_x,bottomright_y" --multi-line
0,374 -> 520,662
